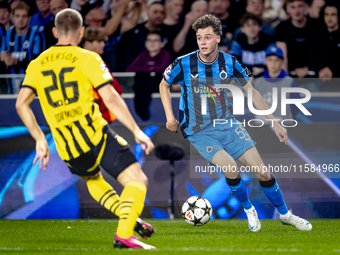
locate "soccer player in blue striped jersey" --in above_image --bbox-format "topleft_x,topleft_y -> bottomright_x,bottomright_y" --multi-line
0,2 -> 45,94
159,14 -> 312,232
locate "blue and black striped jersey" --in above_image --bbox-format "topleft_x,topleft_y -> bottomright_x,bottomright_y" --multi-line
164,50 -> 251,138
1,26 -> 45,74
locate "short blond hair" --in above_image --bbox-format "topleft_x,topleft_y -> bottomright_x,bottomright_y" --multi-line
12,2 -> 30,15
55,8 -> 82,36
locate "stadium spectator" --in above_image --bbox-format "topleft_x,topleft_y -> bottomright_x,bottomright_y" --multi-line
81,0 -> 107,27
254,44 -> 298,121
163,0 -> 184,56
263,0 -> 287,21
118,1 -> 166,70
130,0 -> 149,24
307,0 -> 325,19
275,0 -> 322,78
233,0 -> 276,41
71,0 -> 89,11
0,2 -> 44,94
126,32 -> 171,73
163,0 -> 183,26
246,0 -> 264,16
43,0 -> 69,48
71,0 -> 110,13
104,0 -> 142,36
8,0 -> 20,10
81,26 -> 123,122
0,1 -> 11,30
246,0 -> 276,35
102,0 -> 142,71
306,0 -> 326,31
230,13 -> 273,75
0,2 -> 10,94
127,32 -> 172,120
209,0 -> 238,53
173,0 -> 208,56
30,0 -> 54,32
310,2 -> 340,91
228,0 -> 247,22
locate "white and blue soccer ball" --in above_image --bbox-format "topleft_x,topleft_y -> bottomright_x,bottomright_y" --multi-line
182,196 -> 212,226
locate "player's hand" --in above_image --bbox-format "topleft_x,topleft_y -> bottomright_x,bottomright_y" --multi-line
273,123 -> 288,145
33,139 -> 50,170
166,118 -> 179,132
134,129 -> 154,155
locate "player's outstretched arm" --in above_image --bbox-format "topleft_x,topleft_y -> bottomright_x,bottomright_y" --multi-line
16,88 -> 49,170
98,84 -> 154,154
159,78 -> 179,132
243,81 -> 288,145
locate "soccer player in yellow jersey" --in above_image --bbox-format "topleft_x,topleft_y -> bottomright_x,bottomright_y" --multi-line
15,8 -> 156,250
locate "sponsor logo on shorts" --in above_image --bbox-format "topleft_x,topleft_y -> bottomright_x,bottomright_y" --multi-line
206,146 -> 213,153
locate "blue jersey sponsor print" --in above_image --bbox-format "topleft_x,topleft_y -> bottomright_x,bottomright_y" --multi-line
164,50 -> 251,138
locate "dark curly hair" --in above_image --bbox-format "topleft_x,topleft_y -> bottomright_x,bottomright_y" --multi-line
192,14 -> 222,36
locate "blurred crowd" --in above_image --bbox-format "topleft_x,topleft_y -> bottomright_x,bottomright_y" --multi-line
0,0 -> 339,96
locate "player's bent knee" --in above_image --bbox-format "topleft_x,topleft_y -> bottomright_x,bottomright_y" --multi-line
132,170 -> 148,187
117,162 -> 148,187
256,172 -> 271,182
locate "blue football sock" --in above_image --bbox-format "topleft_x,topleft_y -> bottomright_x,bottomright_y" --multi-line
227,178 -> 252,210
261,180 -> 288,215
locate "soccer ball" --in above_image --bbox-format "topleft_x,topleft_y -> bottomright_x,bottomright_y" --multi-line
182,196 -> 212,226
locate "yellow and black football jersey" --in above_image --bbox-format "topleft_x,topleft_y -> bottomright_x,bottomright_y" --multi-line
22,45 -> 113,161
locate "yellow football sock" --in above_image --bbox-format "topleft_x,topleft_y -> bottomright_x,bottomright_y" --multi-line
116,181 -> 146,238
86,176 -> 121,216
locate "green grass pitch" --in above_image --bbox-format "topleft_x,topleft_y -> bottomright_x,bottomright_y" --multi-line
1,219 -> 340,254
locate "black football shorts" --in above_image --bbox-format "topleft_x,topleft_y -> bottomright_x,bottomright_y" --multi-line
65,125 -> 137,178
